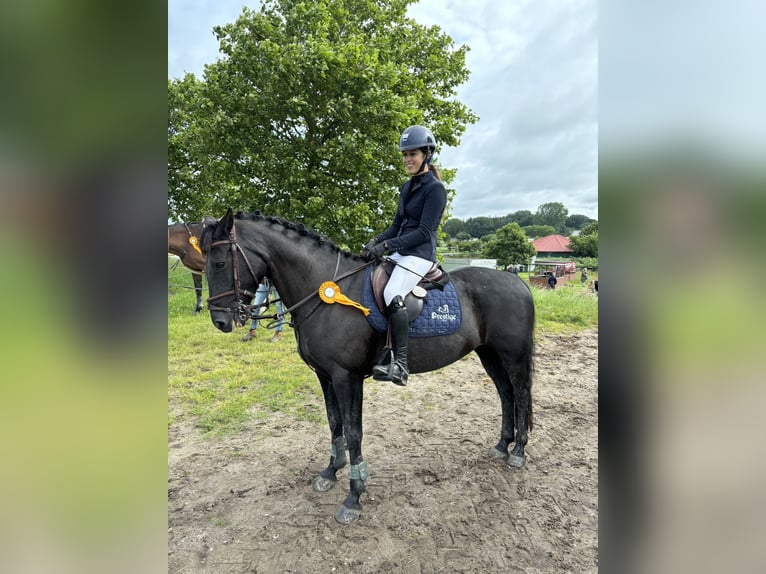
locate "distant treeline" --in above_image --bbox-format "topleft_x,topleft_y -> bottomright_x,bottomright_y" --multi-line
444,202 -> 596,239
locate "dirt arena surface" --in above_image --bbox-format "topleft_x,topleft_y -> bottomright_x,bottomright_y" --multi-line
168,328 -> 598,573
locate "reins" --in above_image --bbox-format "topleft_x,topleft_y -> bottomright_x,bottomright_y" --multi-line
207,230 -> 372,328
252,251 -> 371,327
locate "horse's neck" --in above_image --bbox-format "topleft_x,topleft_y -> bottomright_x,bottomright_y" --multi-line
169,229 -> 206,273
246,221 -> 351,308
168,235 -> 187,259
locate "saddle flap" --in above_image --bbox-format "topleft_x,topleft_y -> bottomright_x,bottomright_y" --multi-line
370,260 -> 449,314
370,261 -> 393,313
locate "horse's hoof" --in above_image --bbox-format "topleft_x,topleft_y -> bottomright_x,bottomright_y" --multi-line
488,447 -> 508,463
335,504 -> 361,524
312,475 -> 337,492
507,454 -> 526,468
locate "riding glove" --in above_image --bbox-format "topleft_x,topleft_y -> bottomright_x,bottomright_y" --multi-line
366,242 -> 387,261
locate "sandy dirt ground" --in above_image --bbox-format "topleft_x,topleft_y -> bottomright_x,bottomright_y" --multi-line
168,328 -> 598,573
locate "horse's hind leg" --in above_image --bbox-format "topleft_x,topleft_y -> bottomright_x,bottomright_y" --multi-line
477,345 -> 534,468
312,373 -> 348,493
506,351 -> 533,468
476,347 -> 515,462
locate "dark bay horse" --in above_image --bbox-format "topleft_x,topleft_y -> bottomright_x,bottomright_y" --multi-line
168,222 -> 206,314
202,209 -> 535,524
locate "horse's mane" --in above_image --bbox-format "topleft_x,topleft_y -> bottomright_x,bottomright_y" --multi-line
234,211 -> 366,261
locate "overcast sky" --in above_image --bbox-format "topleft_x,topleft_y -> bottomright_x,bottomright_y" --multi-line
169,0 -> 598,221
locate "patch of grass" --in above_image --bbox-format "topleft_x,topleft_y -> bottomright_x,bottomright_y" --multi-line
530,283 -> 599,333
168,278 -> 323,437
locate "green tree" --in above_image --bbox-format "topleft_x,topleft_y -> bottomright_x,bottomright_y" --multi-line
507,209 -> 534,227
482,223 -> 536,268
463,216 -> 495,238
579,221 -> 598,236
168,0 -> 478,248
168,75 -> 219,219
442,217 -> 464,237
569,221 -> 598,257
565,213 -> 595,230
522,224 -> 557,238
534,202 -> 568,233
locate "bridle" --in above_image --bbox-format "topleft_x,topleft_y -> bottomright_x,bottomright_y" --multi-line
204,222 -> 372,328
205,225 -> 262,324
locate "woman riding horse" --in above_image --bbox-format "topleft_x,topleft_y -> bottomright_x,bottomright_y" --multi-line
200,126 -> 535,525
363,125 -> 446,386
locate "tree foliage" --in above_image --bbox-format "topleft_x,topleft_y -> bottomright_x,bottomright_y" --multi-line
481,223 -> 536,268
507,209 -> 535,227
565,213 -> 595,230
463,216 -> 496,239
521,224 -> 557,238
168,0 -> 478,249
579,221 -> 598,236
568,221 -> 598,257
168,75 -> 218,218
443,206 -> 594,239
442,217 -> 464,237
535,202 -> 568,234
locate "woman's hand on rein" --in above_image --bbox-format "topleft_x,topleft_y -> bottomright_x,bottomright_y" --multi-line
365,242 -> 387,261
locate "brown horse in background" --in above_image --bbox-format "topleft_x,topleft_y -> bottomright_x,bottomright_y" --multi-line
168,222 -> 206,314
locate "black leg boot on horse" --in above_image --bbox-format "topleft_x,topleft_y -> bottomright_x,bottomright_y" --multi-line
373,295 -> 409,386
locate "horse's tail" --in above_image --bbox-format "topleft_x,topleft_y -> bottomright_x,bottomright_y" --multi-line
526,307 -> 535,432
526,343 -> 534,432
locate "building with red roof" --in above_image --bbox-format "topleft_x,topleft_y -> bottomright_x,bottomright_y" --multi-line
532,234 -> 573,258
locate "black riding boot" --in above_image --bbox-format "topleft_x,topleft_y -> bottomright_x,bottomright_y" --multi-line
372,296 -> 409,386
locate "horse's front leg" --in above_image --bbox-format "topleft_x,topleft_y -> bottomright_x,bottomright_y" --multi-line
312,372 -> 348,492
192,273 -> 203,315
331,371 -> 367,524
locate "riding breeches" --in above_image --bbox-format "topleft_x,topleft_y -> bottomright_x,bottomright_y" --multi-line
383,252 -> 434,306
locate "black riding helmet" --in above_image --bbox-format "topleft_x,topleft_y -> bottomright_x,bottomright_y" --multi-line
399,125 -> 436,174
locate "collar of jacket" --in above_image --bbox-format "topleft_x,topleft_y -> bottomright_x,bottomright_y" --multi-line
407,170 -> 433,193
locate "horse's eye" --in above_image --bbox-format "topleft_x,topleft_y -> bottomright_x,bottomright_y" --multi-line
215,261 -> 226,270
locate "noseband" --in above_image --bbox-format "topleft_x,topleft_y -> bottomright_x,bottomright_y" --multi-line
205,226 -> 261,324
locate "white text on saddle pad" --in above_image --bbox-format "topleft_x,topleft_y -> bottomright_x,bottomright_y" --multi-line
431,304 -> 457,321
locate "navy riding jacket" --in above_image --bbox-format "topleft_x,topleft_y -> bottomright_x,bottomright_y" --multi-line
374,170 -> 447,262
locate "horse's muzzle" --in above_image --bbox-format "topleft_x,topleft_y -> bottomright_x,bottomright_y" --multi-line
207,299 -> 251,331
209,310 -> 235,332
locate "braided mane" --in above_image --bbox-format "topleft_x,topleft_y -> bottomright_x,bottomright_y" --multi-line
234,211 -> 365,261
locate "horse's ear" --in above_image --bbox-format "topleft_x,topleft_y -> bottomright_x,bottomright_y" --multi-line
201,215 -> 218,228
221,208 -> 235,235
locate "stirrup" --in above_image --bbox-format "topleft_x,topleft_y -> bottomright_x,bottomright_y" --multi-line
372,361 -> 407,386
390,361 -> 408,386
372,362 -> 392,381
372,348 -> 393,380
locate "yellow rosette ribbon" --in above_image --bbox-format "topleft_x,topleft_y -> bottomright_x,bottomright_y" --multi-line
318,281 -> 370,316
188,235 -> 202,255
